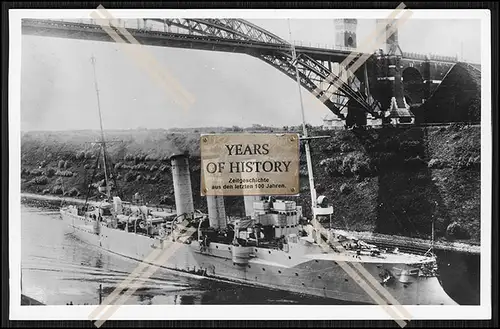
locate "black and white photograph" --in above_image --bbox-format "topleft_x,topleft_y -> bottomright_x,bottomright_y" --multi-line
8,6 -> 492,323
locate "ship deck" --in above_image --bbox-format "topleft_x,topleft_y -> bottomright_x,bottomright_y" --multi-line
303,250 -> 435,264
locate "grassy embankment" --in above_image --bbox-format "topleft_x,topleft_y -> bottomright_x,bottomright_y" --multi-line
21,124 -> 480,244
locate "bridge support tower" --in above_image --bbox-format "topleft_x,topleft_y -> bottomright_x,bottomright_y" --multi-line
374,19 -> 415,125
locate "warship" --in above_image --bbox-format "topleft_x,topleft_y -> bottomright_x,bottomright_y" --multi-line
60,154 -> 456,305
60,55 -> 458,306
60,149 -> 457,305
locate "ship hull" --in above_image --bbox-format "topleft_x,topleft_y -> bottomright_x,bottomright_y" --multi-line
61,210 -> 457,305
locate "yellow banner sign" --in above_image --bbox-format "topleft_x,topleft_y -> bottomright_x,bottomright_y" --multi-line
200,133 -> 300,196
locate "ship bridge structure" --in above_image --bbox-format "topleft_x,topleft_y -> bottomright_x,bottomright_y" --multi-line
21,18 -> 480,127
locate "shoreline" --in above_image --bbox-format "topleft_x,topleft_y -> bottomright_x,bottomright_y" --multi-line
341,230 -> 480,255
21,192 -> 97,205
20,192 -> 480,254
21,192 -> 100,210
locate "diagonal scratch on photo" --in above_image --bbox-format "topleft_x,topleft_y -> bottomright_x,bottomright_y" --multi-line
17,6 -> 483,322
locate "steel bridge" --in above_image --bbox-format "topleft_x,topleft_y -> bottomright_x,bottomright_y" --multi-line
22,18 -> 474,126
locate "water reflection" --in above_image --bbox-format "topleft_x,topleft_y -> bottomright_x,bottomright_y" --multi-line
435,250 -> 480,305
179,295 -> 197,305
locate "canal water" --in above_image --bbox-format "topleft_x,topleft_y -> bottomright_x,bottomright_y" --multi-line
20,204 -> 480,306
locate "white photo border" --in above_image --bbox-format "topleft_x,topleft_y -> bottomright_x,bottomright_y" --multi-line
9,8 -> 492,321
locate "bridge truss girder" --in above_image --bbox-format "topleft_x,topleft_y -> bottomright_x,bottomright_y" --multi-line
151,18 -> 382,118
22,18 -> 383,119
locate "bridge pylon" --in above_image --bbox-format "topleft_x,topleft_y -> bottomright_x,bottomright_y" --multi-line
374,19 -> 415,125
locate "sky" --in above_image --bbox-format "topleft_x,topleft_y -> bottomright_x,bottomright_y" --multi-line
20,18 -> 482,131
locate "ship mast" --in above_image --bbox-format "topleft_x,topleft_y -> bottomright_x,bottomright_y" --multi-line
288,20 -> 317,213
426,201 -> 437,257
90,55 -> 111,200
431,217 -> 435,253
431,201 -> 436,255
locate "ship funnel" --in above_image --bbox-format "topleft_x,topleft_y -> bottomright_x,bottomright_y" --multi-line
207,195 -> 227,229
243,196 -> 261,218
170,153 -> 195,217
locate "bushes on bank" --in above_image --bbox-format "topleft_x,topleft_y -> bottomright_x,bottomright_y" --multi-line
124,154 -> 134,162
159,195 -> 174,205
320,152 -> 375,177
342,152 -> 375,177
67,187 -> 80,197
299,167 -> 308,176
46,167 -> 56,178
129,163 -> 149,171
124,172 -> 136,182
339,183 -> 352,194
339,143 -> 354,153
145,154 -> 158,162
455,155 -> 480,169
31,176 -> 48,185
448,122 -> 466,132
30,169 -> 44,176
134,154 -> 147,164
446,221 -> 470,239
75,151 -> 85,160
320,157 -> 343,176
56,170 -> 73,177
152,173 -> 163,182
454,144 -> 480,169
428,158 -> 446,169
52,185 -> 64,195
